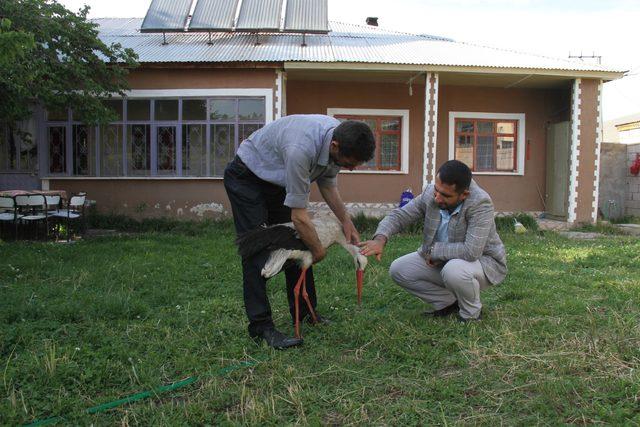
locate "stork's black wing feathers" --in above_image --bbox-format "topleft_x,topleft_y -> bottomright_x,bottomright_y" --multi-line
235,224 -> 308,259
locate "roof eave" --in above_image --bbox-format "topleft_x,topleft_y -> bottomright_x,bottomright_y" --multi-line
284,62 -> 627,81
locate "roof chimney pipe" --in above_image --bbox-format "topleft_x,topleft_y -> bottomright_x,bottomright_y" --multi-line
366,17 -> 378,26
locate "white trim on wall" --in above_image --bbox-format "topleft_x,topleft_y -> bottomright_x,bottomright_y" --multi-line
431,73 -> 439,184
422,74 -> 431,186
275,71 -> 283,120
568,79 -> 582,223
118,88 -> 274,124
448,111 -> 526,175
326,108 -> 410,174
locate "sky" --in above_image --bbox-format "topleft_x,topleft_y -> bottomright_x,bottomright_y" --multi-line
58,0 -> 640,121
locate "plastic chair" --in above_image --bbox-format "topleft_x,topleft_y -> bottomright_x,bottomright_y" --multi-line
44,195 -> 62,239
0,196 -> 22,240
51,193 -> 86,241
15,194 -> 48,239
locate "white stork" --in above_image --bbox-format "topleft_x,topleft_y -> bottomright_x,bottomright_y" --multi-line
236,216 -> 368,338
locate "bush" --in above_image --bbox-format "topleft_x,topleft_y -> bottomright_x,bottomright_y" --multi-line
494,213 -> 538,233
86,207 -> 233,235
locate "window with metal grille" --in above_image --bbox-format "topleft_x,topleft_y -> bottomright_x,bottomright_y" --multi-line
333,115 -> 402,171
454,118 -> 518,172
0,122 -> 38,173
44,97 -> 265,177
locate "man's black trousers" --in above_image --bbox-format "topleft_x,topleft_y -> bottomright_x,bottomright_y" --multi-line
223,156 -> 317,335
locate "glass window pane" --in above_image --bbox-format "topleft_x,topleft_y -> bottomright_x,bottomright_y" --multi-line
8,130 -> 17,170
497,136 -> 515,171
456,121 -> 474,133
455,134 -> 473,169
17,119 -> 38,173
73,125 -> 95,176
240,123 -> 263,142
127,124 -> 150,175
182,124 -> 206,176
100,124 -> 123,176
183,99 -> 207,121
155,100 -> 178,121
238,98 -> 265,121
47,108 -> 68,121
497,122 -> 515,134
0,127 -> 7,171
380,134 -> 399,170
103,100 -> 123,121
381,118 -> 400,131
478,121 -> 494,134
127,100 -> 150,121
210,124 -> 235,176
48,126 -> 66,173
476,135 -> 495,171
157,126 -> 176,175
209,99 -> 236,121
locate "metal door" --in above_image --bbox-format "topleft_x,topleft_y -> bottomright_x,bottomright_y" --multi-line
545,121 -> 570,219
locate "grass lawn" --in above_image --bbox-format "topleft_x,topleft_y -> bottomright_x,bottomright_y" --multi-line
1,225 -> 640,425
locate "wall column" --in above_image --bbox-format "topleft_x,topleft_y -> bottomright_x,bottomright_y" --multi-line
569,78 -> 602,223
423,72 -> 439,188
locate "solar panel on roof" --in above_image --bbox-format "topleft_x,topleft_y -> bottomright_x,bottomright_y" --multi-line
235,0 -> 283,32
284,0 -> 328,33
189,0 -> 239,31
141,0 -> 194,32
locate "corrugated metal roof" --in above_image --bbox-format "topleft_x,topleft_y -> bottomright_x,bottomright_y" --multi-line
96,18 -> 626,75
235,0 -> 283,31
140,0 -> 194,32
284,0 -> 329,33
189,0 -> 239,31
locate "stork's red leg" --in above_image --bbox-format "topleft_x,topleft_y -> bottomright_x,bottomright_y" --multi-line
301,272 -> 317,324
293,267 -> 307,338
356,269 -> 364,305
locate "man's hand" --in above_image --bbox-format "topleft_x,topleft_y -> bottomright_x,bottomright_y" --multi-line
342,218 -> 360,245
425,255 -> 444,268
358,235 -> 386,261
312,246 -> 327,264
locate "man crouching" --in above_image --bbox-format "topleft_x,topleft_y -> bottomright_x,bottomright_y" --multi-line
359,160 -> 507,321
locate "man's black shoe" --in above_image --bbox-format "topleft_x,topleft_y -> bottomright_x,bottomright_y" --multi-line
423,301 -> 459,318
250,328 -> 303,349
456,311 -> 482,323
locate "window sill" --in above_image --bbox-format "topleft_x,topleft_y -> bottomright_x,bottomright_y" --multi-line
340,170 -> 408,175
472,171 -> 524,176
42,176 -> 225,180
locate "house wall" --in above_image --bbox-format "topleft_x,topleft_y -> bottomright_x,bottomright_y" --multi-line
47,66 -> 277,219
437,85 -> 569,212
47,71 -> 572,219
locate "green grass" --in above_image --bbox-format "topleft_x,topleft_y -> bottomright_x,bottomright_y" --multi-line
1,226 -> 640,425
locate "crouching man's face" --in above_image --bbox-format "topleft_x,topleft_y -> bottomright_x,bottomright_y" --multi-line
433,174 -> 469,211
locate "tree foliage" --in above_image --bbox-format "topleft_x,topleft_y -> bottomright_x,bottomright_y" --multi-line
0,0 -> 138,126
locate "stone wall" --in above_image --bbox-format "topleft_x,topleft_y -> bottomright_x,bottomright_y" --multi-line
599,142 -> 640,219
599,143 -> 627,219
627,143 -> 640,217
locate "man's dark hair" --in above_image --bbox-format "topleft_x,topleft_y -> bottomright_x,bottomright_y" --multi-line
332,120 -> 376,162
437,160 -> 472,193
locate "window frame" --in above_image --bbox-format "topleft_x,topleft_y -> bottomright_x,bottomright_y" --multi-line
448,112 -> 525,176
327,108 -> 410,174
42,89 -> 273,179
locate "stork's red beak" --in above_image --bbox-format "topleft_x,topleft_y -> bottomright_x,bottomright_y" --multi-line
356,269 -> 364,305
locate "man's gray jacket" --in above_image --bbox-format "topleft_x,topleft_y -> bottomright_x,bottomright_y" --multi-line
375,180 -> 507,285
